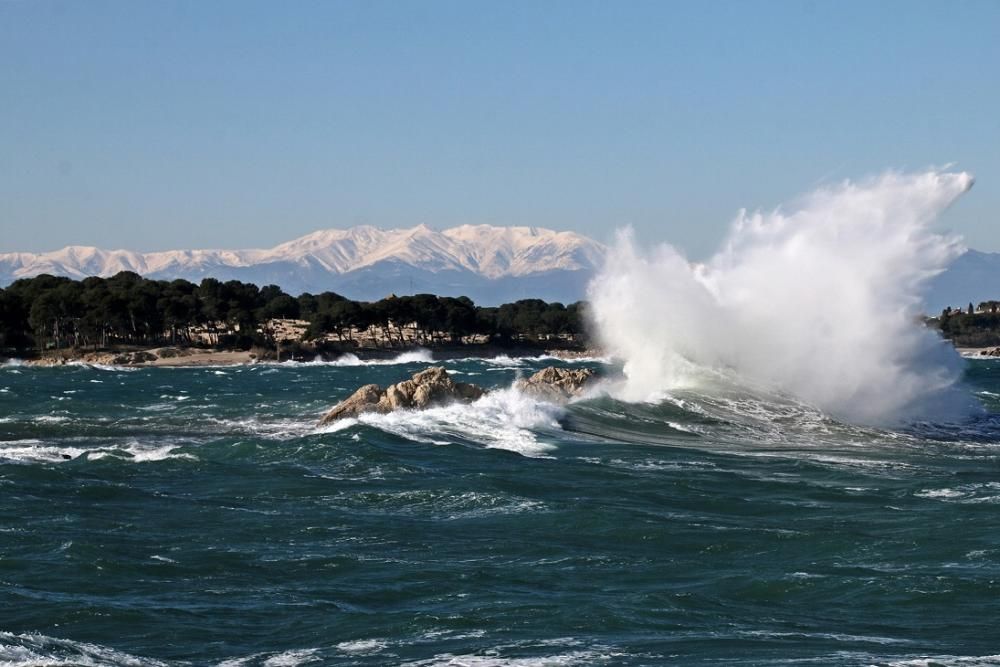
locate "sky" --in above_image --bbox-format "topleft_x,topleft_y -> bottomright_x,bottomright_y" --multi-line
1,0 -> 998,258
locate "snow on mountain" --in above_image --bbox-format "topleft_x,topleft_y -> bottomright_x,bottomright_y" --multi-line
0,225 -> 606,304
7,224 -> 987,309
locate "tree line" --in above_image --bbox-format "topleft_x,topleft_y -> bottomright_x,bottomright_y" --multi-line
0,272 -> 586,353
934,301 -> 1000,347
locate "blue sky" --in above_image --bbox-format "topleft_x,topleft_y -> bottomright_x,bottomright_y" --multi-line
1,0 -> 998,257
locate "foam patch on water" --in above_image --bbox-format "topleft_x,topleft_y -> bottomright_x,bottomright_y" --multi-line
318,387 -> 565,457
218,649 -> 322,667
335,639 -> 389,654
66,362 -> 141,372
284,349 -> 435,367
915,483 -> 1000,504
207,416 -> 318,440
400,648 -> 618,666
0,438 -> 195,464
0,632 -> 168,667
880,655 -> 1000,667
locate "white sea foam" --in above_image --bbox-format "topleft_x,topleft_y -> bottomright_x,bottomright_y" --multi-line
260,649 -> 321,667
335,639 -> 389,654
150,554 -> 178,563
0,438 -> 195,464
285,349 -> 435,367
66,362 -> 140,372
401,649 -> 616,667
217,649 -> 322,667
318,387 -> 565,457
0,631 -> 168,667
589,170 -> 979,426
879,655 -> 1000,667
915,482 -> 1000,504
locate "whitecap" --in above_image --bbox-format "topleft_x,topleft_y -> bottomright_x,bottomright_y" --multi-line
880,655 -> 1000,666
400,649 -> 617,667
260,649 -> 321,666
150,554 -> 177,563
336,639 -> 388,654
0,631 -> 168,667
290,348 -> 436,367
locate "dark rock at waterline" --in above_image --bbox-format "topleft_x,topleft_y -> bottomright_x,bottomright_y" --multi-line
318,365 -> 599,425
318,366 -> 485,425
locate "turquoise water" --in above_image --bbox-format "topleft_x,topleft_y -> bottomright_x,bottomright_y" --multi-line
1,355 -> 999,666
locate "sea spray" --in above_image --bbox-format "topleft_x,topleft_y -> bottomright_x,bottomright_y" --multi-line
588,170 -> 979,425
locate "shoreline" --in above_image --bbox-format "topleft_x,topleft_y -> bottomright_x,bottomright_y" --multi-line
5,344 -> 603,368
5,342 -> 999,368
956,346 -> 1000,358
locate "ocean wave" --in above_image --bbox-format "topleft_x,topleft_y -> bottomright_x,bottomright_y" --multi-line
335,639 -> 389,655
281,349 -> 435,367
451,353 -> 611,367
914,482 -> 1000,504
0,632 -> 168,667
0,438 -> 196,464
878,655 -> 1000,667
217,648 -> 322,667
330,488 -> 547,520
400,648 -> 618,667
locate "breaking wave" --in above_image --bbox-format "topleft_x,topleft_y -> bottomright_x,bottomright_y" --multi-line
284,349 -> 436,367
589,170 -> 980,426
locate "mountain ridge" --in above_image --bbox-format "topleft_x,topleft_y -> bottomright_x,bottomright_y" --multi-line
2,225 -> 997,310
0,225 -> 605,305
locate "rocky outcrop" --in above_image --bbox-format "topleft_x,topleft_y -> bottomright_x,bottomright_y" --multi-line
514,366 -> 597,403
318,365 -> 600,425
318,366 -> 485,425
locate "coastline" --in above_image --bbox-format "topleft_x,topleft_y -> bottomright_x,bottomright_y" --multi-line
7,341 -> 997,368
956,346 -> 1000,358
8,343 -> 603,368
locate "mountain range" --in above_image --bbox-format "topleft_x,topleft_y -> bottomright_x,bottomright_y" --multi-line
0,225 -> 605,305
1,224 -> 996,311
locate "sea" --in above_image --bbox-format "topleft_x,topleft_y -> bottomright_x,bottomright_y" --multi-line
1,352 -> 999,666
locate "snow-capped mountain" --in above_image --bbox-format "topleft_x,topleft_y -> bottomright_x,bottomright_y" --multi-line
4,224 -> 993,309
0,225 -> 606,304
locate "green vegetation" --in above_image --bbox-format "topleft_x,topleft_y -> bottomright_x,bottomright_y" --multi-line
0,272 -> 586,355
934,302 -> 1000,347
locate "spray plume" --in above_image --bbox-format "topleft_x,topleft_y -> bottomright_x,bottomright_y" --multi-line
588,170 -> 979,426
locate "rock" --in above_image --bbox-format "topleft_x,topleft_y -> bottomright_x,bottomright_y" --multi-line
319,383 -> 384,423
514,366 -> 597,403
318,365 -> 595,426
318,367 -> 485,425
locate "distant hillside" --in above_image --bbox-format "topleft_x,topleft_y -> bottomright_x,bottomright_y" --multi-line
0,225 -> 605,306
924,250 -> 1000,314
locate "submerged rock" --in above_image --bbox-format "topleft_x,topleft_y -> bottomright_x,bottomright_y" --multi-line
514,366 -> 597,403
318,366 -> 484,425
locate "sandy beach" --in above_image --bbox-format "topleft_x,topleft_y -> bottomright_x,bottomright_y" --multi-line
23,347 -> 258,368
